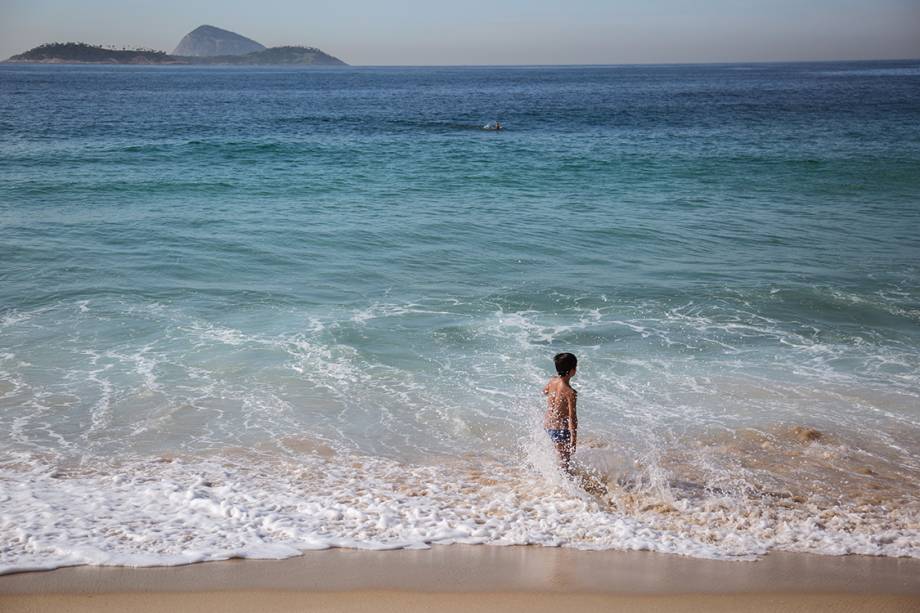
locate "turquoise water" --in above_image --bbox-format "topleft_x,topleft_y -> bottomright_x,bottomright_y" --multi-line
1,61 -> 919,570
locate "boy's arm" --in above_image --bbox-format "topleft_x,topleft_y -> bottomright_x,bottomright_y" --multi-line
568,392 -> 577,452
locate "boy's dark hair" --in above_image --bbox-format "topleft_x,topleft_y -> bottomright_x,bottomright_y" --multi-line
554,352 -> 578,376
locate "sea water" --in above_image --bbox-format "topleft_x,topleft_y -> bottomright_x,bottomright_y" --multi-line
1,61 -> 919,573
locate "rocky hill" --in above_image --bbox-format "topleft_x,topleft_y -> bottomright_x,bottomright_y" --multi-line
172,25 -> 265,57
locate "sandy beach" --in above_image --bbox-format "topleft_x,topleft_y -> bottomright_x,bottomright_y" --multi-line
2,546 -> 919,612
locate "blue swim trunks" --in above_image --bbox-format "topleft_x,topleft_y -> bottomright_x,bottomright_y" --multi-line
546,429 -> 571,444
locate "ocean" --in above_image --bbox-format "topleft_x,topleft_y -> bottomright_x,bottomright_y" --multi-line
1,61 -> 919,572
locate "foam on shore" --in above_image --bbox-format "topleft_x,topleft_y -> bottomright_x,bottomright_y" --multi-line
2,426 -> 918,575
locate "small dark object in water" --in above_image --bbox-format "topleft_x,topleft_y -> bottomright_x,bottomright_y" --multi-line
792,426 -> 823,443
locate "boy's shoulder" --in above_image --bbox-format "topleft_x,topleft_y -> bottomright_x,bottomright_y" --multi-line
550,379 -> 576,396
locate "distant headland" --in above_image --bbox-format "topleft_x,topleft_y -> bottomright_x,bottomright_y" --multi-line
4,24 -> 347,66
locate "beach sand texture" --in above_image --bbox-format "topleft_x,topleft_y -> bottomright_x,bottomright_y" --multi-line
2,546 -> 919,612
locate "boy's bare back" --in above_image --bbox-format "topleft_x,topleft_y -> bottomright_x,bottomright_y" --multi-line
543,377 -> 577,431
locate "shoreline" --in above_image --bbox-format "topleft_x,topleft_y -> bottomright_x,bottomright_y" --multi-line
2,546 -> 919,612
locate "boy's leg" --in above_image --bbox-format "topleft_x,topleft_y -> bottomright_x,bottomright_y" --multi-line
554,440 -> 572,473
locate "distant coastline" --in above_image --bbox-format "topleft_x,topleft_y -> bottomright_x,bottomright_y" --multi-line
3,25 -> 347,66
4,42 -> 347,66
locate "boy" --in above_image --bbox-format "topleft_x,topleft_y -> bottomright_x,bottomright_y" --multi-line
542,352 -> 577,471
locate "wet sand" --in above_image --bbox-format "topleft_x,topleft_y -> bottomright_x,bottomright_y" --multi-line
2,546 -> 919,612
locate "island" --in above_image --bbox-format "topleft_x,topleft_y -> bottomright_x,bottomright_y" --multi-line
4,25 -> 347,66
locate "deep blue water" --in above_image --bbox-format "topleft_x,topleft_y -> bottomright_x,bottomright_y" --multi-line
1,61 -> 919,568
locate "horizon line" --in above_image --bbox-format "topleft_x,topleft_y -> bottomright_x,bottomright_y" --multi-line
4,57 -> 919,68
348,57 -> 920,68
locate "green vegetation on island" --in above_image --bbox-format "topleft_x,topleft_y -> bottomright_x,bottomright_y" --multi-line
192,46 -> 346,65
6,42 -> 180,64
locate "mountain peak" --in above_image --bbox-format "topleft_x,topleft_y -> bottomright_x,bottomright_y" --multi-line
172,25 -> 266,57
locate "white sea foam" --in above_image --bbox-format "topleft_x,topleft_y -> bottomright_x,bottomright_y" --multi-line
2,437 -> 918,576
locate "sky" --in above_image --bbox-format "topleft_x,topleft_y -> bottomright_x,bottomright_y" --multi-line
1,0 -> 919,65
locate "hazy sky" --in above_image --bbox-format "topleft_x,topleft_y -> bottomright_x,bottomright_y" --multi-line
2,0 -> 919,65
